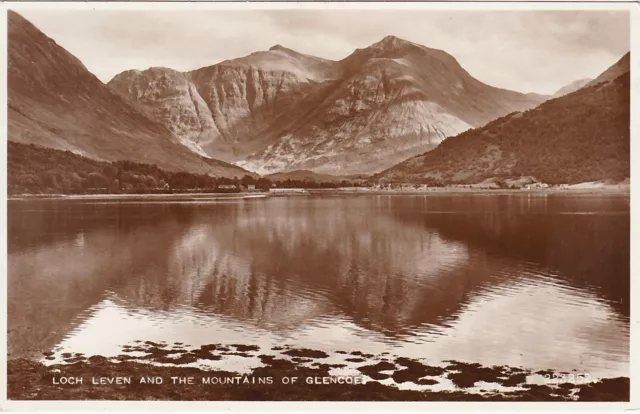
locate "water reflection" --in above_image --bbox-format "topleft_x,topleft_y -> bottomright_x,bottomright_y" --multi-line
7,194 -> 629,378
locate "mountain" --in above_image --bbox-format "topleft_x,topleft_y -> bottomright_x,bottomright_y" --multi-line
7,11 -> 249,178
586,52 -> 630,87
108,46 -> 341,164
377,60 -> 630,185
237,36 -> 547,175
109,35 -> 545,175
552,78 -> 592,98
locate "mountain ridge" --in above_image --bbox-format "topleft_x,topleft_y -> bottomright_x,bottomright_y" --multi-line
109,35 -> 545,175
13,10 -> 619,183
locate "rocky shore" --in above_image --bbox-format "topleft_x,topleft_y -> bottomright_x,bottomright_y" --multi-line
7,343 -> 629,401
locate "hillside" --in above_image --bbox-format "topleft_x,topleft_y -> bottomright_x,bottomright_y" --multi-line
109,36 -> 545,175
7,142 -> 248,195
7,11 -> 249,178
377,70 -> 630,185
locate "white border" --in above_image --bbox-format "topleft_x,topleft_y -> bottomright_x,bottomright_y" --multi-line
0,2 -> 638,412
4,1 -> 640,10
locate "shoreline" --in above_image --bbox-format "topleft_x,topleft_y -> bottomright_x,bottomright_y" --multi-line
7,192 -> 270,202
7,350 -> 629,401
7,185 -> 630,202
6,343 -> 630,401
308,186 -> 630,196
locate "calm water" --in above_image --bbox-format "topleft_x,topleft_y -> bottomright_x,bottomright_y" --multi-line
7,194 -> 630,378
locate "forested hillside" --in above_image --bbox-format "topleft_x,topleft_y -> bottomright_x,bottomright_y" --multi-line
8,142 -> 366,195
377,72 -> 629,185
8,142 -> 249,195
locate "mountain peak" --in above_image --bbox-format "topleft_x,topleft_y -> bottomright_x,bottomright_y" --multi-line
269,44 -> 295,53
355,35 -> 443,60
371,35 -> 414,49
347,35 -> 463,71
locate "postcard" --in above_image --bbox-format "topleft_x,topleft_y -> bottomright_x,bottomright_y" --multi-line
1,1 -> 636,410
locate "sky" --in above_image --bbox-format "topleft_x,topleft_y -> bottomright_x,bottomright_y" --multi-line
11,8 -> 630,95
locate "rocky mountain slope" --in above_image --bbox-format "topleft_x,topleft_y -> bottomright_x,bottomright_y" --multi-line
8,11 -> 249,178
109,36 -> 546,175
376,59 -> 630,185
108,46 -> 341,164
106,67 -> 218,158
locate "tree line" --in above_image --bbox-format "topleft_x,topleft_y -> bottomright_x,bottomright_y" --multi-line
8,142 -> 368,195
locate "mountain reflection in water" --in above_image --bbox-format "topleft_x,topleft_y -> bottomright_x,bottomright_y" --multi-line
8,194 -> 629,378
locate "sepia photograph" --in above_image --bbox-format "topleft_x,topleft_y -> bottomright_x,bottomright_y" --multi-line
2,2 -> 635,406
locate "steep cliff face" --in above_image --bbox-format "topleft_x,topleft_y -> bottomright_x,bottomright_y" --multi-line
108,67 -> 218,157
109,36 -> 546,175
109,46 -> 341,162
8,11 -> 249,177
186,60 -> 334,161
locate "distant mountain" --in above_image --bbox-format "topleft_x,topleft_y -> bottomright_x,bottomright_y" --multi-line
586,52 -> 630,87
552,78 -> 592,98
109,35 -> 545,175
377,62 -> 630,185
548,52 -> 629,99
7,11 -> 249,178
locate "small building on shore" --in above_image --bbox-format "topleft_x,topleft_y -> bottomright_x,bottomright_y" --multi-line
216,184 -> 240,193
525,182 -> 549,190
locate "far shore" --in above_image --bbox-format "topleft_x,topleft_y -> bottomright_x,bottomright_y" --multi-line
7,184 -> 630,201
